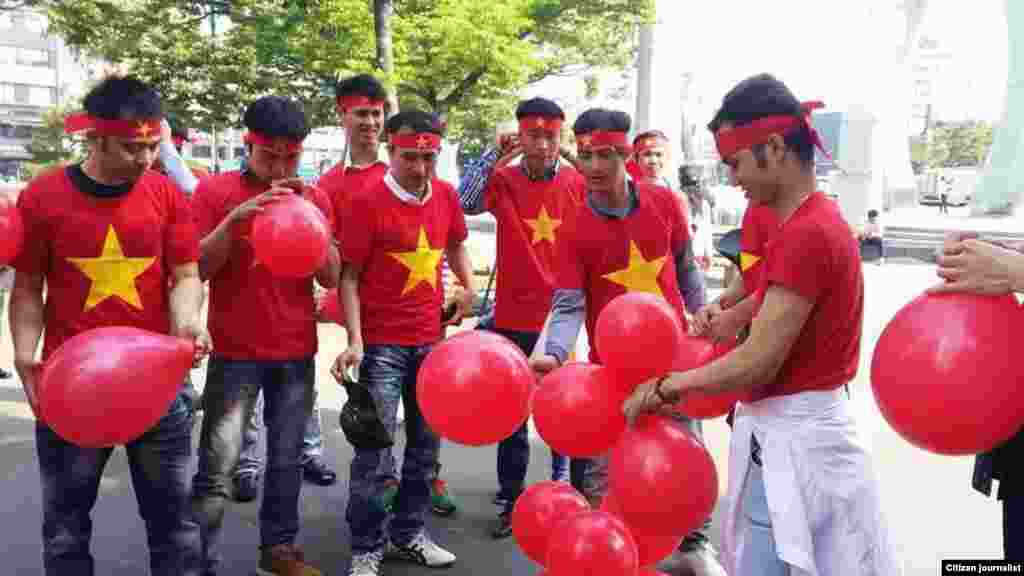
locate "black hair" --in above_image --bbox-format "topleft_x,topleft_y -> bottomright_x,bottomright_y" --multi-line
634,129 -> 668,146
335,73 -> 388,102
83,75 -> 162,121
868,209 -> 879,219
385,109 -> 444,137
707,73 -> 815,168
243,96 -> 310,140
515,97 -> 565,121
573,108 -> 631,136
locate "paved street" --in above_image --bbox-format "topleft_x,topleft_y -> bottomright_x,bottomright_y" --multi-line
0,261 -> 1008,575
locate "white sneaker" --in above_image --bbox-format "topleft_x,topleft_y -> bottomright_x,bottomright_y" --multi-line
396,399 -> 405,424
388,531 -> 456,567
348,550 -> 383,576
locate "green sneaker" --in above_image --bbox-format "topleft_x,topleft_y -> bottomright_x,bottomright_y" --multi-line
375,479 -> 400,514
430,479 -> 458,517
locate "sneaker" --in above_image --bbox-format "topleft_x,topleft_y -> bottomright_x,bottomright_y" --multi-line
491,512 -> 513,539
347,550 -> 383,576
256,544 -> 322,576
302,458 -> 337,486
388,531 -> 456,568
430,479 -> 458,517
233,473 -> 260,503
492,492 -> 509,509
375,478 -> 400,514
0,368 -> 11,379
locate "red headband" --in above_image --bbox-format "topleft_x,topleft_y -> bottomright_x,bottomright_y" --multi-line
518,116 -> 563,134
390,132 -> 442,151
243,132 -> 304,154
714,101 -> 830,160
64,113 -> 162,140
338,95 -> 386,110
171,134 -> 192,147
576,130 -> 631,153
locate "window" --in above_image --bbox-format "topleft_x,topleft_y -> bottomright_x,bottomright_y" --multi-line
0,46 -> 14,66
12,85 -> 29,104
17,48 -> 51,68
192,145 -> 212,159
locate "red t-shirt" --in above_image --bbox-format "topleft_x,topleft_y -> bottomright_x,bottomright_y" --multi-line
192,171 -> 335,360
739,203 -> 780,297
557,182 -> 690,364
483,164 -> 584,332
317,161 -> 388,238
753,192 -> 863,400
13,168 -> 200,360
342,177 -> 468,346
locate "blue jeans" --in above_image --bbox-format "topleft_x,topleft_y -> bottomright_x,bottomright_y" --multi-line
37,388 -> 200,576
347,344 -> 439,552
737,436 -> 790,576
487,327 -> 570,513
191,358 -> 315,571
234,390 -> 324,477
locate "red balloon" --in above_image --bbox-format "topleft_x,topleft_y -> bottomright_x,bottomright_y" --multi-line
674,339 -> 747,419
512,481 -> 591,566
609,414 -> 718,536
546,510 -> 638,576
601,491 -> 684,567
0,196 -> 24,265
595,293 -> 684,393
534,363 -> 627,457
317,288 -> 345,325
251,195 -> 330,278
871,291 -> 1024,455
417,331 -> 535,446
38,327 -> 194,448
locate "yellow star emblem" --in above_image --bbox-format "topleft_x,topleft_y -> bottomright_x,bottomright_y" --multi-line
135,121 -> 155,139
739,252 -> 761,271
389,226 -> 444,296
602,240 -> 667,297
68,225 -> 156,311
523,205 -> 562,244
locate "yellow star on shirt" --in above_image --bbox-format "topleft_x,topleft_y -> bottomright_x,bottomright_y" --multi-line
67,225 -> 156,311
740,252 -> 761,271
389,227 -> 444,296
523,205 -> 562,244
602,240 -> 667,297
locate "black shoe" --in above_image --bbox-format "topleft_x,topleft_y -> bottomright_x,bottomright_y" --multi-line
302,458 -> 337,486
233,473 -> 260,503
0,368 -> 11,379
491,512 -> 513,539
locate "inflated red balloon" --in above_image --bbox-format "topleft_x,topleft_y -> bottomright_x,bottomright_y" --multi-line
871,291 -> 1024,455
251,194 -> 330,278
534,363 -> 627,457
601,491 -> 684,567
317,288 -> 345,325
595,292 -> 685,392
609,414 -> 718,536
38,327 -> 195,448
0,196 -> 24,265
417,331 -> 535,446
674,339 -> 748,419
512,481 -> 591,566
546,510 -> 638,576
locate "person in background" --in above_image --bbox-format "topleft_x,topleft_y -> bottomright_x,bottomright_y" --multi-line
858,208 -> 885,264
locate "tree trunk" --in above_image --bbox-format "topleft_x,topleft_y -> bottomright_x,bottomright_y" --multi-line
373,0 -> 400,116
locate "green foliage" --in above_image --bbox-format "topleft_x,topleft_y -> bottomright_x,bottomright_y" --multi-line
925,121 -> 994,169
24,105 -> 83,166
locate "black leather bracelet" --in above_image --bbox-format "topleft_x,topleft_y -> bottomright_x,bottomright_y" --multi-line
654,375 -> 675,404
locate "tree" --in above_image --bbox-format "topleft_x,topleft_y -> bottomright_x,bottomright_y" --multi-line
24,105 -> 82,165
925,121 -> 994,169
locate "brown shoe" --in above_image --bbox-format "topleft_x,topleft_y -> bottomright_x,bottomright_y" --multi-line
257,544 -> 323,576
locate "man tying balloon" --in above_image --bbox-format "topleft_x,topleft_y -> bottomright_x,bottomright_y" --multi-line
190,95 -> 339,576
10,75 -> 211,575
622,74 -> 900,576
530,108 -> 724,575
331,110 -> 474,576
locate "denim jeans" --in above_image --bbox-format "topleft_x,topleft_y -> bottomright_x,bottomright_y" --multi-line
191,358 -> 315,571
484,327 -> 569,513
346,344 -> 439,553
234,389 -> 324,477
1007,496 -> 1023,560
737,436 -> 790,576
36,387 -> 200,576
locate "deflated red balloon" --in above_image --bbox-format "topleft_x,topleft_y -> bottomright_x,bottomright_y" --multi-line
0,196 -> 24,265
595,292 -> 684,393
511,481 -> 591,566
546,510 -> 638,576
871,291 -> 1024,455
417,331 -> 534,446
251,194 -> 330,278
534,363 -> 627,457
674,338 -> 747,419
38,327 -> 195,448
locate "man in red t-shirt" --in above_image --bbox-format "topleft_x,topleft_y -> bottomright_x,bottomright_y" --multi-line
332,110 -> 473,576
456,97 -> 582,538
529,108 -> 723,575
10,76 -> 209,575
190,96 -> 340,576
623,74 -> 898,576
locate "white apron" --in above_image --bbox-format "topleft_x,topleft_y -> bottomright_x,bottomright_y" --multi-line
722,388 -> 902,576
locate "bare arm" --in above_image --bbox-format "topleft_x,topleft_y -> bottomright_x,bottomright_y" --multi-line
315,242 -> 341,288
341,264 -> 362,347
10,271 -> 45,410
169,263 -> 203,335
198,189 -> 289,280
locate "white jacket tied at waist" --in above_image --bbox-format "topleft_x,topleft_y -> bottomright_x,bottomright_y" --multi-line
722,388 -> 902,576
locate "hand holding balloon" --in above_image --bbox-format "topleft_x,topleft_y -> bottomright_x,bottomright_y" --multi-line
229,188 -> 291,223
930,237 -> 1024,296
172,318 -> 212,366
14,357 -> 41,417
529,354 -> 560,377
